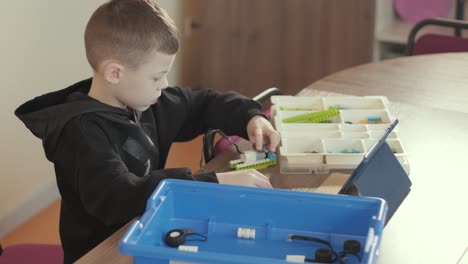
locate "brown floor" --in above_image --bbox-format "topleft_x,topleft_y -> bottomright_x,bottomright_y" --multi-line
0,136 -> 204,246
1,199 -> 62,246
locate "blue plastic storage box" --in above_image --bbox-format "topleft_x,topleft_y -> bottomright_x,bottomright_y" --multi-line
119,180 -> 387,264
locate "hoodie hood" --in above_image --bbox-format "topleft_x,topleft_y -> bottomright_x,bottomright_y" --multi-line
15,78 -> 134,161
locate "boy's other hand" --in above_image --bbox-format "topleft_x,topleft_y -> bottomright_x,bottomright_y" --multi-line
216,169 -> 273,188
246,116 -> 280,152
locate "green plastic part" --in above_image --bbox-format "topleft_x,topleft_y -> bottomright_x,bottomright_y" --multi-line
282,107 -> 340,123
232,160 -> 277,171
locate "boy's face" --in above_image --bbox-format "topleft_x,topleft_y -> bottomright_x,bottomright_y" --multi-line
116,50 -> 175,112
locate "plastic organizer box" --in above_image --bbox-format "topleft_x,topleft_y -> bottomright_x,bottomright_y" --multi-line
271,96 -> 410,174
119,180 -> 387,264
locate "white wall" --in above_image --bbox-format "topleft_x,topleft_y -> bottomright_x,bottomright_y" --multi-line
0,0 -> 181,238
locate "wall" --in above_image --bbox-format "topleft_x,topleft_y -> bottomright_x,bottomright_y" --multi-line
0,0 -> 181,238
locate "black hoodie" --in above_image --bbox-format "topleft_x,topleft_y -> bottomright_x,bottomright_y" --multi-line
15,78 -> 264,263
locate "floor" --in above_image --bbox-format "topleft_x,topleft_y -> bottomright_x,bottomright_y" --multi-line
0,136 -> 204,247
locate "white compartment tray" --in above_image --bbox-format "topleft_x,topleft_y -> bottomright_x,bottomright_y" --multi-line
271,95 -> 410,174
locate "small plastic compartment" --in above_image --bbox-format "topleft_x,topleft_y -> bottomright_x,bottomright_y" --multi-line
366,123 -> 393,131
363,139 -> 405,155
279,110 -> 342,124
280,138 -> 325,164
271,96 -> 324,111
323,139 -> 365,154
340,110 -> 391,125
341,131 -> 369,139
278,110 -> 315,120
278,123 -> 340,134
323,97 -> 386,110
120,180 -> 387,264
323,139 -> 365,166
282,130 -> 341,140
368,130 -> 399,139
340,124 -> 367,132
340,125 -> 369,139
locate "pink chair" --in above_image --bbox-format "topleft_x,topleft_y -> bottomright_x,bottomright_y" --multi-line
394,0 -> 453,24
0,244 -> 63,264
406,18 -> 468,55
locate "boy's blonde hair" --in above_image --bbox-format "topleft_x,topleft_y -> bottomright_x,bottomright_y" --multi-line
85,0 -> 179,71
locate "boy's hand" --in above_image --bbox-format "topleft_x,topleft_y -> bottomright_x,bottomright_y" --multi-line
246,116 -> 280,152
216,169 -> 273,188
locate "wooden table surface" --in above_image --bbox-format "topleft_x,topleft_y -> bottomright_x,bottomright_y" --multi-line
304,53 -> 468,114
77,53 -> 468,264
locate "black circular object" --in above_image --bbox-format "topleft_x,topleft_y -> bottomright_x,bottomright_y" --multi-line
344,239 -> 361,254
315,248 -> 333,263
165,229 -> 188,247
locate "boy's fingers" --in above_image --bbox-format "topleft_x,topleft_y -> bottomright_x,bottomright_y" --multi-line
249,171 -> 271,185
256,176 -> 272,186
268,132 -> 280,152
255,177 -> 273,188
254,128 -> 263,150
251,170 -> 269,180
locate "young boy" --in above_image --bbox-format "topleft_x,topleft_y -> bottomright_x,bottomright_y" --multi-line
15,0 -> 280,263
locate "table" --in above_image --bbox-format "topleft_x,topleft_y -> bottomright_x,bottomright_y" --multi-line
77,53 -> 468,264
305,53 -> 468,114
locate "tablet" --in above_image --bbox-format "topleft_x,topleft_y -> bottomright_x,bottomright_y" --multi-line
339,119 -> 412,222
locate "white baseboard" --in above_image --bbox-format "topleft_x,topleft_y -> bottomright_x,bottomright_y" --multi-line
0,180 -> 60,239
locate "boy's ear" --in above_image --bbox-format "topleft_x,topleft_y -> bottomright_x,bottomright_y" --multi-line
101,60 -> 124,85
